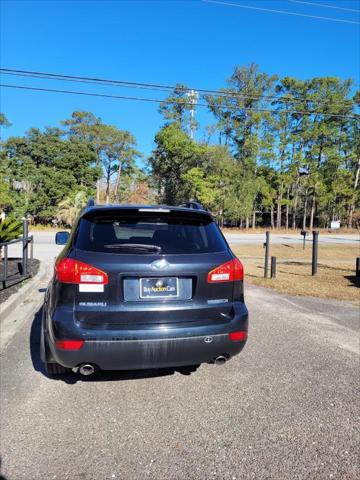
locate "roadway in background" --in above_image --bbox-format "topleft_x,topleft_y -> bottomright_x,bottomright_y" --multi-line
7,231 -> 359,262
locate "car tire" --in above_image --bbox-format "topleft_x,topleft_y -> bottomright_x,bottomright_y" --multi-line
177,364 -> 200,375
40,320 -> 47,363
45,362 -> 69,376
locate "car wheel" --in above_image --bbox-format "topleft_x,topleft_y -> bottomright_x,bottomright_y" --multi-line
176,364 -> 200,375
45,362 -> 69,376
40,320 -> 47,363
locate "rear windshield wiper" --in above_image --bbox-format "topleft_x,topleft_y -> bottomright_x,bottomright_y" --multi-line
104,243 -> 162,252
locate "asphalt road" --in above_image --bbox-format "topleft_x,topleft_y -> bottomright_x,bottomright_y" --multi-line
1,274 -> 359,479
6,230 -> 360,262
224,232 -> 360,245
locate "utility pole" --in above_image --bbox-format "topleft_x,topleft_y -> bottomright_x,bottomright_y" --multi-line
187,89 -> 198,139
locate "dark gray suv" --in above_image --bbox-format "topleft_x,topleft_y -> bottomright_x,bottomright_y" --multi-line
41,203 -> 248,376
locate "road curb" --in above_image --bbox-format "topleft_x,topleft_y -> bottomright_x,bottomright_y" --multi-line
0,260 -> 47,320
0,260 -> 53,351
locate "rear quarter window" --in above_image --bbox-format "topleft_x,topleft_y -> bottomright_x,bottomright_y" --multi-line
74,212 -> 228,254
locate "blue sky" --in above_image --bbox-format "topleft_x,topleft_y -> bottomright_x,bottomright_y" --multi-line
1,0 -> 359,163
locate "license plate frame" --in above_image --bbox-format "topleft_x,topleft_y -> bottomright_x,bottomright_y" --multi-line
139,277 -> 179,299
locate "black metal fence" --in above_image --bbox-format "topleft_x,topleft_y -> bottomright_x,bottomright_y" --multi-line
1,220 -> 34,289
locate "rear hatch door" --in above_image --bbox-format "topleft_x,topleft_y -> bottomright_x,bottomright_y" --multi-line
72,208 -> 235,327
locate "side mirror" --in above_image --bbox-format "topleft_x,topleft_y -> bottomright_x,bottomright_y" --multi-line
55,231 -> 70,245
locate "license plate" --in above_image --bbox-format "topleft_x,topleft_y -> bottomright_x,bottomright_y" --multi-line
140,277 -> 178,299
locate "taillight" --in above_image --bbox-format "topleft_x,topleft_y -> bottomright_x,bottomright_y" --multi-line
207,258 -> 244,283
55,258 -> 108,285
55,339 -> 84,350
229,331 -> 247,342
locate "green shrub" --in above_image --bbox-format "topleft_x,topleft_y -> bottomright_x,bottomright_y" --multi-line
0,218 -> 23,244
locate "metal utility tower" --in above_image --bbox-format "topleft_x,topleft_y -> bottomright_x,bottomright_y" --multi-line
186,89 -> 199,139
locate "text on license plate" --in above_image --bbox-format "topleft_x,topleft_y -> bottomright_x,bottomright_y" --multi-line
140,277 -> 178,298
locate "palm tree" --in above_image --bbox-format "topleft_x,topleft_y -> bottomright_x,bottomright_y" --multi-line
56,191 -> 88,227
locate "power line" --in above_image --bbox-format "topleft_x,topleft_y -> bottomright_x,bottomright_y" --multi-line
1,83 -> 358,120
0,83 -> 180,105
0,71 -> 174,94
201,0 -> 360,24
0,68 -> 356,110
288,0 -> 360,14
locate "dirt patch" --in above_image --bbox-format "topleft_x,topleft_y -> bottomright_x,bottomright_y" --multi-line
231,244 -> 360,303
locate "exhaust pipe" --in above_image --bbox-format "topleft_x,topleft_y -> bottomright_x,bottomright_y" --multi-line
214,355 -> 227,365
78,364 -> 96,376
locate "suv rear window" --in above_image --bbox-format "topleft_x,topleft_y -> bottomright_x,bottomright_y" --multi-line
75,212 -> 227,254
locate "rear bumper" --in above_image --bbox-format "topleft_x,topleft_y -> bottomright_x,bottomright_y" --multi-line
45,302 -> 248,370
48,334 -> 246,370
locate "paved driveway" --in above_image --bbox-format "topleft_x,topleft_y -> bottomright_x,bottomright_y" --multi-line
1,277 -> 358,479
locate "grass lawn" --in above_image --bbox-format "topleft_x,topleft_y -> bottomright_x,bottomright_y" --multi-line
231,243 -> 360,304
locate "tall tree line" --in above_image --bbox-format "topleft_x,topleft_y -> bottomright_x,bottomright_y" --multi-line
1,64 -> 359,229
150,64 -> 359,229
0,112 -> 152,224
